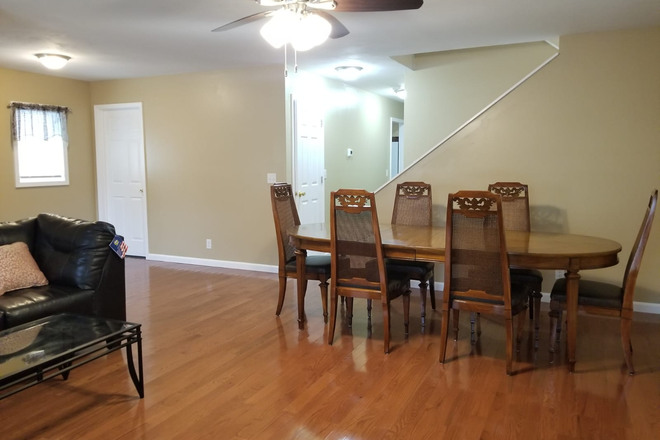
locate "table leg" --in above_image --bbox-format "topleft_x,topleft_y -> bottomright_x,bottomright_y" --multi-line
126,329 -> 145,398
565,268 -> 580,372
296,248 -> 307,330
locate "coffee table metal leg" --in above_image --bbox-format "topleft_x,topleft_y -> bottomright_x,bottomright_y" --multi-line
126,328 -> 145,398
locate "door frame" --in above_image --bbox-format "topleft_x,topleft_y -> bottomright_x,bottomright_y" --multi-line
389,117 -> 404,179
291,94 -> 325,222
94,102 -> 149,256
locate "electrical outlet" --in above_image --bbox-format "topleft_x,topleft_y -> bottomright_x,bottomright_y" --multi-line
555,270 -> 564,279
206,239 -> 212,250
267,173 -> 277,184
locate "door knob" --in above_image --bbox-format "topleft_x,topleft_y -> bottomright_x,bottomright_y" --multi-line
297,191 -> 306,197
139,189 -> 144,193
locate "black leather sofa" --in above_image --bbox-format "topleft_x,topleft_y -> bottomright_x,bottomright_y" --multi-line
0,213 -> 126,330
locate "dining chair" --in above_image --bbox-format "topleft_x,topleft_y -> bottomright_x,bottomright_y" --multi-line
328,189 -> 411,354
270,183 -> 331,322
387,182 -> 436,326
439,191 -> 530,375
549,190 -> 657,374
488,182 -> 543,337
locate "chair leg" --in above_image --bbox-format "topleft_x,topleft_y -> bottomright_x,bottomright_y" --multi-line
367,299 -> 373,325
534,284 -> 542,338
403,290 -> 411,336
548,304 -> 560,362
476,313 -> 482,336
346,297 -> 354,328
275,275 -> 287,316
453,309 -> 460,341
516,311 -> 525,352
555,309 -> 563,343
419,281 -> 428,327
470,312 -> 477,344
382,300 -> 391,354
529,292 -> 534,320
328,292 -> 338,345
319,278 -> 329,324
439,308 -> 450,363
621,318 -> 634,375
505,316 -> 514,375
429,276 -> 436,310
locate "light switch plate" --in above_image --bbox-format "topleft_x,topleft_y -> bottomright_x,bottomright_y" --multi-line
555,270 -> 564,279
267,173 -> 277,184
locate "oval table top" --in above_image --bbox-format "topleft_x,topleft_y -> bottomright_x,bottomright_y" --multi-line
288,223 -> 622,271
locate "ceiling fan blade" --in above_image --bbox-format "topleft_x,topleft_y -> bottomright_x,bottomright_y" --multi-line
334,0 -> 423,12
315,11 -> 349,39
212,11 -> 273,32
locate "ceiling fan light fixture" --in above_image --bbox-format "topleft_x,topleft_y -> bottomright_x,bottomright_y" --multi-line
294,13 -> 331,50
261,9 -> 331,52
34,53 -> 71,70
335,65 -> 363,81
260,9 -> 295,48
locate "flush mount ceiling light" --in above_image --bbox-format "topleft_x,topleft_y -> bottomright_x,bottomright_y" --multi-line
34,54 -> 71,70
335,65 -> 363,81
394,87 -> 407,99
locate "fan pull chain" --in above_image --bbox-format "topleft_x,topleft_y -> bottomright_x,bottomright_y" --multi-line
294,48 -> 298,74
284,43 -> 288,77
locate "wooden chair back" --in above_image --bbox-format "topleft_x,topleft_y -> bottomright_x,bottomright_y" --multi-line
391,182 -> 432,226
270,183 -> 300,271
444,190 -> 512,309
488,182 -> 530,232
621,190 -> 658,310
330,189 -> 387,295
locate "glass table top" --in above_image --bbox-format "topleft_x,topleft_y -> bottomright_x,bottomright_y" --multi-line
0,313 -> 138,380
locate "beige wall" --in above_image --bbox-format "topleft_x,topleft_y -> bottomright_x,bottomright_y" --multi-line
377,27 -> 660,303
0,68 -> 96,221
90,66 -> 286,265
404,41 -> 558,168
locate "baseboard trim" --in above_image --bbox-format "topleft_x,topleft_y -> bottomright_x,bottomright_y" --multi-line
146,253 -> 278,274
143,259 -> 660,314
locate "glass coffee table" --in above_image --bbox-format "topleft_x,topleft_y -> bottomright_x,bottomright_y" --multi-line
0,313 -> 143,400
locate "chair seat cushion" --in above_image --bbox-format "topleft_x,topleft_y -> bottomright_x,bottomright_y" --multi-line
286,254 -> 331,275
453,283 -> 529,309
0,285 -> 94,329
386,259 -> 434,280
551,278 -> 622,309
510,268 -> 543,285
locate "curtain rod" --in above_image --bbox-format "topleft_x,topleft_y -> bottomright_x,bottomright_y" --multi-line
6,101 -> 72,113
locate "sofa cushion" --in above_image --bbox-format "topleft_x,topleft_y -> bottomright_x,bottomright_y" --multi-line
0,285 -> 94,329
0,242 -> 49,295
34,214 -> 116,290
0,218 -> 37,253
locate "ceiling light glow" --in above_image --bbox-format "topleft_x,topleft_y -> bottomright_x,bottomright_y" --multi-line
34,53 -> 71,70
260,10 -> 331,52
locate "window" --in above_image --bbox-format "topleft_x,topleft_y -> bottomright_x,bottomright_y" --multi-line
10,102 -> 69,188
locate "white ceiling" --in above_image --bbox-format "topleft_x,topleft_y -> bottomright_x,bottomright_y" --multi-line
0,0 -> 658,99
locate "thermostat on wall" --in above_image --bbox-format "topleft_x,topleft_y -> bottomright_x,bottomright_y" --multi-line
347,148 -> 353,157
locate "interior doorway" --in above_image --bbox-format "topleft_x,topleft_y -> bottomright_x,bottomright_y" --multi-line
94,103 -> 149,257
390,118 -> 405,179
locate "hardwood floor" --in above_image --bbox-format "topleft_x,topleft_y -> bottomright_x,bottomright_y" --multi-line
1,259 -> 660,439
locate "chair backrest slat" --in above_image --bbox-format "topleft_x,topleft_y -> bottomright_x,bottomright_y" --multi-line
330,189 -> 386,293
621,190 -> 658,309
445,190 -> 511,308
270,183 -> 300,269
392,182 -> 432,226
488,182 -> 530,232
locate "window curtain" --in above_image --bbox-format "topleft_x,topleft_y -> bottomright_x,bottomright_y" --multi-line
10,102 -> 69,145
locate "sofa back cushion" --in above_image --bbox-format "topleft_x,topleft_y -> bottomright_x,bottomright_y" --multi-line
0,218 -> 37,253
34,214 -> 116,290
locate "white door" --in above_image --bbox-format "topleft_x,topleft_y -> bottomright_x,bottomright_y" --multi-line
293,98 -> 325,224
94,103 -> 148,257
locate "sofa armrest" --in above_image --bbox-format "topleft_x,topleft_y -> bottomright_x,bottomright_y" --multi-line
91,252 -> 127,322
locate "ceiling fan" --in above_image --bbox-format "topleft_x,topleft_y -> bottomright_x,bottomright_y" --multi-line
212,0 -> 424,51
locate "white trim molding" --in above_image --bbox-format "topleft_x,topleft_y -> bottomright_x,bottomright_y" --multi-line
147,253 -> 278,274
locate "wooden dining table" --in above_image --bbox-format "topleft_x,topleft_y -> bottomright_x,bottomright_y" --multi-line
288,223 -> 622,372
